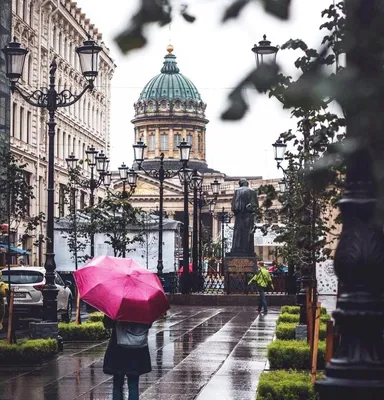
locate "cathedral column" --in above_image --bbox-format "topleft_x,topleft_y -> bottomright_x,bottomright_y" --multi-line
169,126 -> 174,158
155,126 -> 160,157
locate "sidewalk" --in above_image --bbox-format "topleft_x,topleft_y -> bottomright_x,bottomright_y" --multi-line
0,305 -> 279,400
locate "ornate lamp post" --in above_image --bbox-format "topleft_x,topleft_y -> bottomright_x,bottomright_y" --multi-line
102,164 -> 138,258
2,36 -> 102,322
133,138 -> 191,281
191,170 -> 203,292
210,206 -> 233,275
251,35 -> 279,66
66,146 -> 108,258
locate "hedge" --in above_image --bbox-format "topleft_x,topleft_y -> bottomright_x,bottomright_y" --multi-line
276,323 -> 327,341
281,306 -> 327,316
267,340 -> 326,370
257,370 -> 320,400
0,338 -> 57,364
277,313 -> 331,324
58,321 -> 110,341
87,312 -> 105,323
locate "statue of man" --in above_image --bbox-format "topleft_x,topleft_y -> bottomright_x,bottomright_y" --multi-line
230,178 -> 258,256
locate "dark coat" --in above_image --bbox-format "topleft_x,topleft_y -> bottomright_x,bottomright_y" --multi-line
102,316 -> 152,376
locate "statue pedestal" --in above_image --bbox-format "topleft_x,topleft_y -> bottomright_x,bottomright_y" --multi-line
224,256 -> 258,293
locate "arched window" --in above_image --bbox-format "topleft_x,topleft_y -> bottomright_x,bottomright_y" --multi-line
73,137 -> 76,156
149,135 -> 155,151
63,131 -> 66,158
160,133 -> 168,151
56,129 -> 60,157
187,134 -> 193,150
26,111 -> 31,144
12,103 -> 17,137
19,106 -> 25,141
29,3 -> 34,28
67,134 -> 71,159
173,133 -> 181,150
197,135 -> 201,152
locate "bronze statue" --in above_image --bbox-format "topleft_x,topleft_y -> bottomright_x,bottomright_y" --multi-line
230,178 -> 258,256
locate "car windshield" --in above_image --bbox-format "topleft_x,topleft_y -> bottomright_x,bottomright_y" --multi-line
2,270 -> 44,284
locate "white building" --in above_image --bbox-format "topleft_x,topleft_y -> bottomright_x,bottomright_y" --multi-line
10,0 -> 115,264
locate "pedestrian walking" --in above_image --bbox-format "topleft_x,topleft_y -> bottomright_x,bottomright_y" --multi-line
248,261 -> 274,315
0,270 -> 9,331
103,316 -> 152,400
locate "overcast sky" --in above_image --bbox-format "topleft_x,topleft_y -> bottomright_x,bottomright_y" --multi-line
76,0 -> 339,179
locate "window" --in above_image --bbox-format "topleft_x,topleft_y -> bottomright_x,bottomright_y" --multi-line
197,135 -> 201,152
23,0 -> 28,22
58,31 -> 62,55
187,134 -> 193,149
67,134 -> 71,159
26,111 -> 31,144
149,135 -> 155,151
160,133 -> 168,150
52,26 -> 57,51
24,172 -> 31,216
20,106 -> 24,141
12,103 -> 17,137
56,129 -> 60,157
27,55 -> 32,85
63,131 -> 66,159
174,133 -> 181,150
29,3 -> 34,28
80,191 -> 86,209
59,184 -> 66,217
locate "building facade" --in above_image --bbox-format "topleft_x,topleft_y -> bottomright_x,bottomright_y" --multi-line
9,0 -> 115,264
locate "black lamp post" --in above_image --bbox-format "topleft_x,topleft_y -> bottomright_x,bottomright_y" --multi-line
133,138 -> 191,281
66,146 -> 108,258
251,35 -> 279,67
102,164 -> 138,257
210,206 -> 233,275
191,170 -> 203,292
2,36 -> 102,322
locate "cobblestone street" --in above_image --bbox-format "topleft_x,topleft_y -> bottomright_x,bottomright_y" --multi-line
0,306 -> 279,400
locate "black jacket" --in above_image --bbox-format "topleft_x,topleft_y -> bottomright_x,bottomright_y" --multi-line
102,316 -> 152,376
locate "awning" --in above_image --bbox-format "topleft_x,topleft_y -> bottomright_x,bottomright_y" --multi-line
0,244 -> 31,255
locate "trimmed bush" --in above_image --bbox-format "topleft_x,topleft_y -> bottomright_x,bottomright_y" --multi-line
58,321 -> 110,341
0,338 -> 57,365
281,305 -> 327,315
278,313 -> 331,324
87,312 -> 105,323
257,370 -> 321,400
267,340 -> 325,370
276,323 -> 327,341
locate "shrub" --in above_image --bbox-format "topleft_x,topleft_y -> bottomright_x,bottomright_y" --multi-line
278,313 -> 331,324
87,312 -> 105,323
257,370 -> 320,400
276,323 -> 327,341
0,338 -> 57,365
58,322 -> 110,341
281,306 -> 327,316
267,340 -> 326,370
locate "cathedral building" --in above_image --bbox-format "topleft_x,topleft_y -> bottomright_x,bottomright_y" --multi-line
7,0 -> 115,264
115,45 -> 282,263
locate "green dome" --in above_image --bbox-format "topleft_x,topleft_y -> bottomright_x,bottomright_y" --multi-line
138,50 -> 201,102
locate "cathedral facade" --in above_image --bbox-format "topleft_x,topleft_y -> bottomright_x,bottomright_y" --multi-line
116,46 -> 282,263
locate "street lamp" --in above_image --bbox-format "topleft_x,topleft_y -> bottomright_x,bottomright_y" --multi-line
191,170 -> 203,292
133,138 -> 191,283
67,146 -> 108,258
101,164 -> 138,258
251,35 -> 279,67
210,206 -> 233,275
2,36 -> 101,322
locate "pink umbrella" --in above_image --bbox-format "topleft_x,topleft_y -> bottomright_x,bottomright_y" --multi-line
73,256 -> 169,323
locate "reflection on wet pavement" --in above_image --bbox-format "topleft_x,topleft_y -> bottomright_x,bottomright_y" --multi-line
0,306 -> 279,399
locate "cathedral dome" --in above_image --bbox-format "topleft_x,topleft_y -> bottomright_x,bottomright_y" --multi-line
133,46 -> 206,117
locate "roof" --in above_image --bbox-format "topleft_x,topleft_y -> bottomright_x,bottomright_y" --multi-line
138,46 -> 201,102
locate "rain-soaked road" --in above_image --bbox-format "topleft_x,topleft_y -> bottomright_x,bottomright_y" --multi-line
0,306 -> 279,400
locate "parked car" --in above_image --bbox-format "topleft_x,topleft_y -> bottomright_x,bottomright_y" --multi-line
2,266 -> 72,322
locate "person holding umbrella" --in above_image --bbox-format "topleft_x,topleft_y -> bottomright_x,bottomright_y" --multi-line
73,256 -> 170,400
103,316 -> 151,400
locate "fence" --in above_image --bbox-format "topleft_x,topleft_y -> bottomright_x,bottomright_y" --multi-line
166,272 -> 287,294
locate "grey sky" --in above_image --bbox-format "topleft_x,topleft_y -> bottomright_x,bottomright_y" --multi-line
76,0 -> 338,179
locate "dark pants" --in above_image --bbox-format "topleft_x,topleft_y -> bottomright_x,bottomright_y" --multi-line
113,374 -> 139,400
257,287 -> 268,313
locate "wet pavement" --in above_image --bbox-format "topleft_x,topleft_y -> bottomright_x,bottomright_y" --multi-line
0,306 -> 279,400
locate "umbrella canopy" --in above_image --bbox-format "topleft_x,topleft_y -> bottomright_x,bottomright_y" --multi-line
178,262 -> 193,276
73,256 -> 169,323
